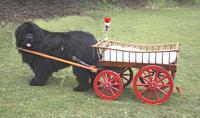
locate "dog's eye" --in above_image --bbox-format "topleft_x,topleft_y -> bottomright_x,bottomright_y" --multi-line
25,33 -> 33,39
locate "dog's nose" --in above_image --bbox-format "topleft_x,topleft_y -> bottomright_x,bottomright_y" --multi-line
26,43 -> 32,47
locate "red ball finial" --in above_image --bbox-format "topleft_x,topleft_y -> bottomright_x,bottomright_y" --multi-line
104,17 -> 111,23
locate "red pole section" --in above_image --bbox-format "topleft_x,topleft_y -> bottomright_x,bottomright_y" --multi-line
17,47 -> 97,73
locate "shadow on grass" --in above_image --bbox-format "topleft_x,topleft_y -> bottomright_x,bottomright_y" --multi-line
120,87 -> 141,103
85,86 -> 141,103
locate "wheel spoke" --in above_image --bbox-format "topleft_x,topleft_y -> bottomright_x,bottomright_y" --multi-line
102,75 -> 108,82
157,76 -> 167,83
105,89 -> 109,96
160,79 -> 165,84
154,71 -> 159,83
139,77 -> 146,84
106,74 -> 112,82
140,86 -> 150,95
122,74 -> 131,76
110,86 -> 119,92
109,87 -> 115,96
97,84 -> 105,88
139,75 -> 150,83
147,70 -> 153,76
98,80 -> 104,85
100,86 -> 106,93
147,70 -> 153,82
136,83 -> 149,86
110,83 -> 120,86
122,76 -> 129,81
120,68 -> 133,87
143,72 -> 149,78
121,68 -> 128,74
109,78 -> 116,83
157,84 -> 170,87
157,87 -> 167,96
147,89 -> 152,100
154,90 -> 160,101
157,73 -> 165,83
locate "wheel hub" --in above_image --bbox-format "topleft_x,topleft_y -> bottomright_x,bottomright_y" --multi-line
105,82 -> 110,88
149,82 -> 157,90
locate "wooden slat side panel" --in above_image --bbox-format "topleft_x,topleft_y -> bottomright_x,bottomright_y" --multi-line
99,61 -> 177,71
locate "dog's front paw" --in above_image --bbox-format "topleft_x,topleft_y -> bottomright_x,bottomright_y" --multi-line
73,86 -> 89,92
29,79 -> 45,86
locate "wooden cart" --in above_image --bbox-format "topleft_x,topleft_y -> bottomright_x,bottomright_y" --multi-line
92,40 -> 181,104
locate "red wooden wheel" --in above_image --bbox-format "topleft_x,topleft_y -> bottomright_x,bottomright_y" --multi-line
94,70 -> 123,100
133,65 -> 174,104
119,68 -> 133,87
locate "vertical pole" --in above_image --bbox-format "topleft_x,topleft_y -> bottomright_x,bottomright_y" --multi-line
104,17 -> 111,40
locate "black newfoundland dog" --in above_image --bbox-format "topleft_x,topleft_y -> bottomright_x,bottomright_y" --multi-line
15,22 -> 100,91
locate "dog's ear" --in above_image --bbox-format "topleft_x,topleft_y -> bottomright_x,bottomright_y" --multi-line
15,24 -> 24,47
15,26 -> 20,41
15,21 -> 33,42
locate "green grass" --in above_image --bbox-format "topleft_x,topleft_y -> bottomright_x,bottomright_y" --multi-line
0,7 -> 200,117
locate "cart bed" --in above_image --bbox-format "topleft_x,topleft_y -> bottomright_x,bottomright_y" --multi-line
93,40 -> 180,71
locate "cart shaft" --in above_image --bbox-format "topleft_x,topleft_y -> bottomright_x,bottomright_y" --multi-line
17,47 -> 97,73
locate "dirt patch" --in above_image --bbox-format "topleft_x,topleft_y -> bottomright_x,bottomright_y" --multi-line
0,0 -> 146,24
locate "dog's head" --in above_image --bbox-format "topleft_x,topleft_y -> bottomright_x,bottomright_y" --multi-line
15,22 -> 45,49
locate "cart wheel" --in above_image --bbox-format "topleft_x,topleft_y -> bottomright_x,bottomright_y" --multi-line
133,65 -> 174,104
94,70 -> 123,100
119,68 -> 133,87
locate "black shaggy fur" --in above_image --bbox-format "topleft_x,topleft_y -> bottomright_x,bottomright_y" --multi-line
15,22 -> 99,91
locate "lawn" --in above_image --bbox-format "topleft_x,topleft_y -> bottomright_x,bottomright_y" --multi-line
0,7 -> 200,117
